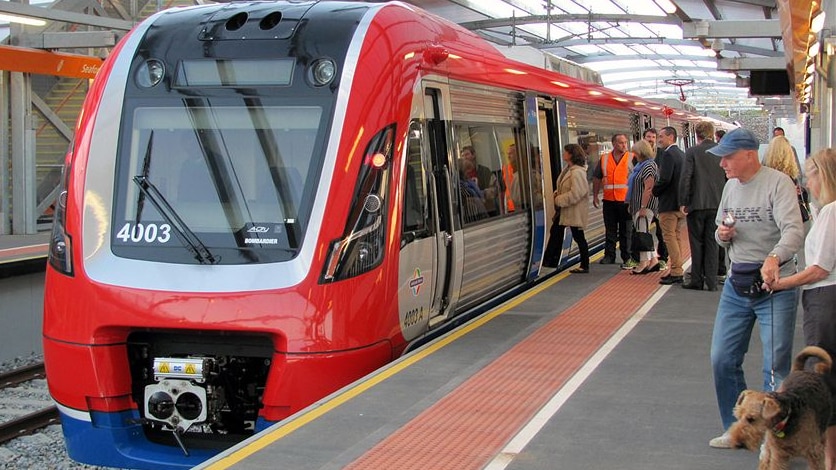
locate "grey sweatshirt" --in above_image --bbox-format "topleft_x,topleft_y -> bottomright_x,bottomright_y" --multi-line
715,166 -> 804,276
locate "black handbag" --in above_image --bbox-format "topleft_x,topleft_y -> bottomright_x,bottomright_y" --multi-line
729,262 -> 768,298
798,187 -> 811,222
631,216 -> 654,252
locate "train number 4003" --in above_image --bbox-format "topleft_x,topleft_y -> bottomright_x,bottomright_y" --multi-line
116,222 -> 172,244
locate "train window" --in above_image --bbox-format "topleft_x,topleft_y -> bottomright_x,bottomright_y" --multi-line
111,104 -> 325,264
453,124 -> 507,223
403,123 -> 429,235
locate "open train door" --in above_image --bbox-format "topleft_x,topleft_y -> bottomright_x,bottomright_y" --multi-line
397,85 -> 457,341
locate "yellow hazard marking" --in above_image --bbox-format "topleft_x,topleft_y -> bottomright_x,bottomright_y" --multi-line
159,363 -> 169,373
185,363 -> 196,375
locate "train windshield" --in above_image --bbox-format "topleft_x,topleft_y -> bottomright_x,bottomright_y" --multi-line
111,103 -> 325,264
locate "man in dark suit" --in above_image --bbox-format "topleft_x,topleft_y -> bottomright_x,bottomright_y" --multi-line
679,121 -> 726,291
654,126 -> 686,285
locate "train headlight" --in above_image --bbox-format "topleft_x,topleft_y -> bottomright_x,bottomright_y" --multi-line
321,125 -> 394,283
48,163 -> 73,276
309,59 -> 336,87
136,59 -> 165,88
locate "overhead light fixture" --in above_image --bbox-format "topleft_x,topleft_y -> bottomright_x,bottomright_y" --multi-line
811,10 -> 827,34
0,13 -> 47,26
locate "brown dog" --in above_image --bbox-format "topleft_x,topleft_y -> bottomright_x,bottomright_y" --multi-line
728,346 -> 832,470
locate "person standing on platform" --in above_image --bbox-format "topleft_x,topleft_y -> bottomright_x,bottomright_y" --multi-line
653,126 -> 686,285
543,144 -> 590,272
626,140 -> 659,274
642,128 -> 669,271
679,121 -> 726,290
764,135 -> 810,268
592,133 -> 633,267
765,148 -> 836,468
705,127 -> 804,449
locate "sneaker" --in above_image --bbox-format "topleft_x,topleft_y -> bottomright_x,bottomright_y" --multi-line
658,260 -> 668,271
620,259 -> 639,270
709,431 -> 732,449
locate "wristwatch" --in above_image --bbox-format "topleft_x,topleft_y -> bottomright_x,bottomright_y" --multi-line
767,253 -> 780,263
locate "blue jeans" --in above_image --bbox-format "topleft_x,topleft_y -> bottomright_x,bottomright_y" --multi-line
710,282 -> 798,429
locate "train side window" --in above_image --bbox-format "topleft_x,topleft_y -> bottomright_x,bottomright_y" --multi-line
402,123 -> 430,239
494,126 -> 529,213
453,124 -> 505,223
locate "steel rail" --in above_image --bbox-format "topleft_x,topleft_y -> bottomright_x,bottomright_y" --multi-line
0,363 -> 46,390
0,406 -> 60,445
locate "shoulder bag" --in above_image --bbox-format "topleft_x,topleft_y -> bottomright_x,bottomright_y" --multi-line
631,216 -> 654,252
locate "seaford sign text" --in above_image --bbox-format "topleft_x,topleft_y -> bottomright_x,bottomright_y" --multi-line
82,64 -> 101,75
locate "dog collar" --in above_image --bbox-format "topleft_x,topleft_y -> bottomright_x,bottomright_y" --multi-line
772,409 -> 790,438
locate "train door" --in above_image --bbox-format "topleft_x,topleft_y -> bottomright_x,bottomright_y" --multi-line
522,93 -> 559,275
422,86 -> 457,327
536,97 -> 573,268
397,84 -> 457,340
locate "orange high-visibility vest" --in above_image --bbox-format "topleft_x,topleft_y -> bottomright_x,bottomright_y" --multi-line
600,151 -> 630,202
503,163 -> 515,212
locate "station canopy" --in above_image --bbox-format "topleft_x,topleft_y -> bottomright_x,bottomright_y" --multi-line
406,0 -> 791,115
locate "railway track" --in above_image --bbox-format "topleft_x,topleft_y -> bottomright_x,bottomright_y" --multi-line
0,363 -> 60,445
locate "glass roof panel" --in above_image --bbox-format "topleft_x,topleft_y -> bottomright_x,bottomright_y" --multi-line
610,0 -> 667,16
570,0 -> 623,14
599,44 -> 639,56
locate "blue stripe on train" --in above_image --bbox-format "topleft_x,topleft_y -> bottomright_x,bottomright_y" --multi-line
58,409 -> 273,469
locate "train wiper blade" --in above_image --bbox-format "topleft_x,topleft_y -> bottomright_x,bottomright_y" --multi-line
132,176 -> 219,264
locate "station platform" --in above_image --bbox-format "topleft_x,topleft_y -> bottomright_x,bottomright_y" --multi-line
196,256 -> 806,470
0,232 -> 49,279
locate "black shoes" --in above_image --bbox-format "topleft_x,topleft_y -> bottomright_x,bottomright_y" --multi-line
659,275 -> 683,285
682,283 -> 704,291
599,257 -> 616,265
570,268 -> 589,274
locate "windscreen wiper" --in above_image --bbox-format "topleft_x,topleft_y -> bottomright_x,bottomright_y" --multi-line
133,175 -> 219,264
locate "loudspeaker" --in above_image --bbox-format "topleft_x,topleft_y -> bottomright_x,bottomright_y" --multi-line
749,70 -> 791,96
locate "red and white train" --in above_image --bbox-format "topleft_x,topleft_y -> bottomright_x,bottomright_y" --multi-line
43,1 -> 713,468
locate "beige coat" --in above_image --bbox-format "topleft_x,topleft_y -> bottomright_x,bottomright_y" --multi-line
554,164 -> 589,229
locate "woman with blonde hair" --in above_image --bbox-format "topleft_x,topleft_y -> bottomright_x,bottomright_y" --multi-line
767,148 -> 836,468
764,135 -> 812,264
626,139 -> 659,274
763,135 -> 800,181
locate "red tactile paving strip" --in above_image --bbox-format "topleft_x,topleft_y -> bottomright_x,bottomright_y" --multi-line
345,267 -> 671,470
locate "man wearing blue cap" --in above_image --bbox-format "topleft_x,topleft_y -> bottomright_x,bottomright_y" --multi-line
705,127 -> 804,449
